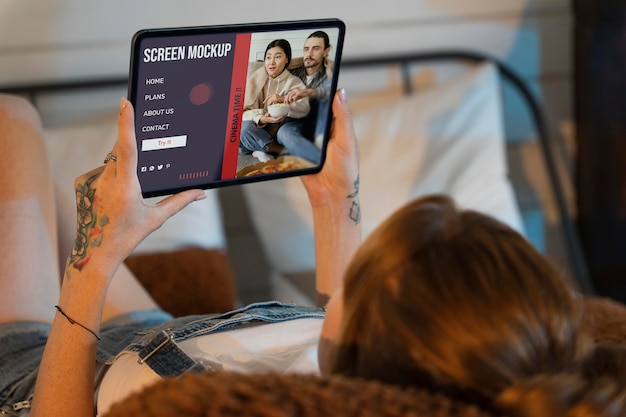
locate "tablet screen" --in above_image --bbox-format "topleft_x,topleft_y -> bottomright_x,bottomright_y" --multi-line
128,18 -> 345,197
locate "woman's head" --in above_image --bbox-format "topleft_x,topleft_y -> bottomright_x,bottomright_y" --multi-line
330,195 -> 597,409
264,39 -> 291,78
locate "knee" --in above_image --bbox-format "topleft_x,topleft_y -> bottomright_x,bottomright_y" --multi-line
240,121 -> 253,136
0,94 -> 43,130
276,128 -> 303,148
276,125 -> 294,142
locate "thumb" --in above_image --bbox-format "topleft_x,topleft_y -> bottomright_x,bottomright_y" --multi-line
151,189 -> 206,225
332,89 -> 352,129
330,89 -> 358,157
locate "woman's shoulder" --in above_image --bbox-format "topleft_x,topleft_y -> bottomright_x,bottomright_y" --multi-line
247,66 -> 269,86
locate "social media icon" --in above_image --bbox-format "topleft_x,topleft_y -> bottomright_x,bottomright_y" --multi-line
149,166 -> 155,172
166,163 -> 171,169
141,166 -> 147,173
158,164 -> 163,170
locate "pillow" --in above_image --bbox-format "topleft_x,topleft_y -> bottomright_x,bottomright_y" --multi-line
43,111 -> 226,254
124,247 -> 236,316
242,62 -> 524,274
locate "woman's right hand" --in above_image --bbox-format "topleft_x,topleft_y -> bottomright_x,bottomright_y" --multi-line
263,93 -> 284,106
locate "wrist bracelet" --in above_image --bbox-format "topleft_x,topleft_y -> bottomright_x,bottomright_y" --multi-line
54,305 -> 101,341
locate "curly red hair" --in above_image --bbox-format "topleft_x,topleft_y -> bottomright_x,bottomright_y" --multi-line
102,371 -> 496,417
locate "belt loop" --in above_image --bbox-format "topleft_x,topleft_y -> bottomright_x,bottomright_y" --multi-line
137,329 -> 173,365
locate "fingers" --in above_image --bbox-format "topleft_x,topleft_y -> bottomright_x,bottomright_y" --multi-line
153,189 -> 206,224
265,115 -> 282,124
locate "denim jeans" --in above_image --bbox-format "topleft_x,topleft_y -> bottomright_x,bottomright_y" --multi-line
239,120 -> 275,154
100,301 -> 325,378
314,97 -> 331,142
0,302 -> 324,415
239,119 -> 321,164
0,310 -> 172,416
276,119 -> 321,164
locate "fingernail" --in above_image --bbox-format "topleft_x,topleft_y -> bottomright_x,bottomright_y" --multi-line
120,97 -> 127,110
338,88 -> 347,103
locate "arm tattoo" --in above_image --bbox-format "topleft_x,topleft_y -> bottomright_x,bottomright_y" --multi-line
347,176 -> 361,224
68,173 -> 107,272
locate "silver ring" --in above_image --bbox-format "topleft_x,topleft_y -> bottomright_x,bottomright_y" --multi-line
104,152 -> 117,164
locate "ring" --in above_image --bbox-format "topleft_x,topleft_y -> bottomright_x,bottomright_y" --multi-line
104,151 -> 117,164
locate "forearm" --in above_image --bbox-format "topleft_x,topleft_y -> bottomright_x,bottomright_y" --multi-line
30,97 -> 204,417
315,85 -> 330,101
312,179 -> 361,307
31,265 -> 113,417
302,88 -> 360,308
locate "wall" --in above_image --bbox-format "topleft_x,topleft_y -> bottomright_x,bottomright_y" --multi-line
0,1 -> 571,134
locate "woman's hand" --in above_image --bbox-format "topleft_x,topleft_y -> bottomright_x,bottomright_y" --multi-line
66,98 -> 206,279
263,93 -> 284,106
33,97 -> 205,417
302,89 -> 360,210
260,112 -> 287,125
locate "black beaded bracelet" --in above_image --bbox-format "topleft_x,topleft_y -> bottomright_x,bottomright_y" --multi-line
54,305 -> 101,341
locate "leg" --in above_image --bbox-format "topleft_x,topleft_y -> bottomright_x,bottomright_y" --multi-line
0,94 -> 60,323
101,262 -> 161,322
0,94 -> 159,325
239,121 -> 274,154
276,119 -> 321,163
314,98 -> 330,148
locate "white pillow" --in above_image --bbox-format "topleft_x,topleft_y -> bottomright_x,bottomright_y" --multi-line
43,111 -> 226,254
242,62 -> 524,273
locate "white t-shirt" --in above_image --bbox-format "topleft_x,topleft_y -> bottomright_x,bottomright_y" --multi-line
96,318 -> 323,416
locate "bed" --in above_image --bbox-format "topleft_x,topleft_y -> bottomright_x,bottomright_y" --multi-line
0,50 -> 591,314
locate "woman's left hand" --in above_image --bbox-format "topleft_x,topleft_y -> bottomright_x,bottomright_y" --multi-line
261,112 -> 286,125
32,97 -> 206,417
67,98 -> 206,278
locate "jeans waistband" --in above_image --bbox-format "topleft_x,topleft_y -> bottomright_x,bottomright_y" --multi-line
122,302 -> 325,378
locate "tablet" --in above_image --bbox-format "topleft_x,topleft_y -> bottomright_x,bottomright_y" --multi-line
128,18 -> 345,197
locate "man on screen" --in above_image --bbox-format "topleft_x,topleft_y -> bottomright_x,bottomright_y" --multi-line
284,30 -> 333,145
